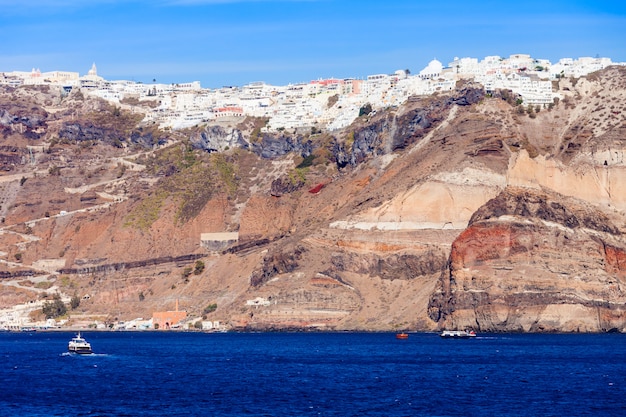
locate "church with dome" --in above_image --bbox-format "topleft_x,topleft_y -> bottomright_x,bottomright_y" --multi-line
84,63 -> 103,81
79,63 -> 104,89
418,59 -> 443,79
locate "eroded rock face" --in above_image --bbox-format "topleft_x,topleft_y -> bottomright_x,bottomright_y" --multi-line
249,245 -> 305,287
330,249 -> 447,281
429,187 -> 626,332
270,176 -> 305,197
0,145 -> 25,170
59,122 -> 161,148
469,187 -> 620,235
190,125 -> 248,153
0,102 -> 48,141
347,85 -> 485,166
0,107 -> 48,131
251,134 -> 313,159
190,126 -> 316,159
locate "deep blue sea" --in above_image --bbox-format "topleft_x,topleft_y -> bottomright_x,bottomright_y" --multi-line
1,331 -> 625,416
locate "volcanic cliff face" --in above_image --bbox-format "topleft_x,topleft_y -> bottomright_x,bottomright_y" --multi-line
2,67 -> 626,332
429,187 -> 626,332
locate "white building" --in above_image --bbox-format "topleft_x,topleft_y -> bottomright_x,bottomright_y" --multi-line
419,59 -> 443,79
246,297 -> 271,307
550,57 -> 614,78
448,57 -> 480,78
201,320 -> 222,330
5,53 -> 622,133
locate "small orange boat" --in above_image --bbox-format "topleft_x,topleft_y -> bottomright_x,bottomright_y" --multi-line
395,332 -> 409,339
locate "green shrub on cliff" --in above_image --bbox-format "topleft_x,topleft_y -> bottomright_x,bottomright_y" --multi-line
124,189 -> 169,230
70,295 -> 80,309
203,303 -> 217,315
295,154 -> 316,169
212,153 -> 237,195
126,142 -> 240,229
42,294 -> 67,319
194,260 -> 205,275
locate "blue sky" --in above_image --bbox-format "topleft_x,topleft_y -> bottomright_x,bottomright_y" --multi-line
1,0 -> 625,88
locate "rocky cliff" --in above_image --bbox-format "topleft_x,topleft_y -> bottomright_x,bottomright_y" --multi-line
429,187 -> 626,332
2,67 -> 626,332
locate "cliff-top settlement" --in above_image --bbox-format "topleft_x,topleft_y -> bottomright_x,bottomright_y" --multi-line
2,54 -> 621,132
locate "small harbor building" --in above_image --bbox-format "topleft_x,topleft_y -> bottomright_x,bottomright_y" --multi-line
152,300 -> 187,329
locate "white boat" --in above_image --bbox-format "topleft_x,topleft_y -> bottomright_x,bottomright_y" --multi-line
440,330 -> 476,338
68,332 -> 93,354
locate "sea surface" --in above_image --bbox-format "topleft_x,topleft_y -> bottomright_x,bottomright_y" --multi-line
1,331 -> 625,416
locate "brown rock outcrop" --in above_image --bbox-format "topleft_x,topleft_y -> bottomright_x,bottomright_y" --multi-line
429,187 -> 626,332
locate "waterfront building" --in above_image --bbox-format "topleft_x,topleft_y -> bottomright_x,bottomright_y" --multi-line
152,300 -> 187,329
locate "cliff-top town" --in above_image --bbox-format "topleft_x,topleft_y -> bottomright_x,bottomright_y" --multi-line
2,54 -> 623,133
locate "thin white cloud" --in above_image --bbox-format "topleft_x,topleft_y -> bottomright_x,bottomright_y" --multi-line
0,0 -> 324,14
0,0 -> 116,5
0,0 -> 321,4
163,0 -> 322,4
